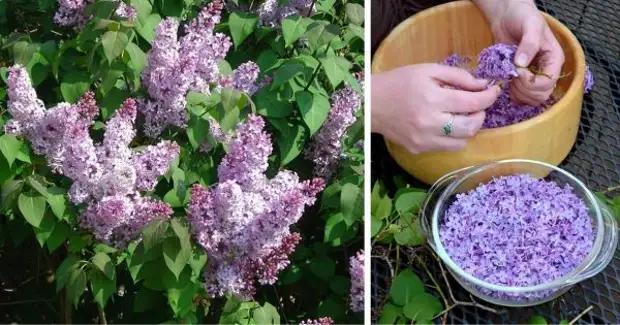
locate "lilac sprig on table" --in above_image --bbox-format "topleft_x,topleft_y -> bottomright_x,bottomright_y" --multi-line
439,174 -> 594,301
349,249 -> 364,312
54,0 -> 136,27
441,44 -> 595,128
140,1 -> 266,137
187,115 -> 325,298
5,65 -> 179,248
306,72 -> 364,180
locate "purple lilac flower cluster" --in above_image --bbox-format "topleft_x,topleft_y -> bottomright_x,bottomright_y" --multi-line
349,249 -> 364,312
306,72 -> 364,180
54,0 -> 136,27
6,65 -> 178,248
441,44 -> 595,128
439,174 -> 594,301
257,0 -> 315,27
187,115 -> 325,298
141,1 -> 264,137
299,317 -> 334,325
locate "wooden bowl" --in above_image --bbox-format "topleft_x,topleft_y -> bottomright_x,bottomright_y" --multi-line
371,0 -> 587,185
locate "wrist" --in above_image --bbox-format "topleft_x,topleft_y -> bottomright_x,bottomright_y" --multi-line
370,73 -> 389,135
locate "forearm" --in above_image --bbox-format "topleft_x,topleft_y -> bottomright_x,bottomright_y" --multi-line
472,0 -> 534,23
370,72 -> 392,135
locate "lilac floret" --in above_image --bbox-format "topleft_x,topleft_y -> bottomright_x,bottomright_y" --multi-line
439,174 -> 594,302
584,65 -> 594,94
474,44 -> 519,80
441,53 -> 471,69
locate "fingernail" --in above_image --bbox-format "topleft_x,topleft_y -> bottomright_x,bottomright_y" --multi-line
494,85 -> 501,93
515,54 -> 528,67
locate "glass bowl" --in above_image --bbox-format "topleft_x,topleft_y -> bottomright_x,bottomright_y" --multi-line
420,159 -> 618,307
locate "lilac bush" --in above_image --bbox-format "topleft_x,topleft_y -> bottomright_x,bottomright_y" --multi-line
349,249 -> 364,312
440,174 -> 594,301
54,0 -> 136,27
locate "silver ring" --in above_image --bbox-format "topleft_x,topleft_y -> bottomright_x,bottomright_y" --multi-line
443,114 -> 455,136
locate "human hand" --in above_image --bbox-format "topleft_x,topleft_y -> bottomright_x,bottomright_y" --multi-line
475,0 -> 565,106
371,64 -> 501,154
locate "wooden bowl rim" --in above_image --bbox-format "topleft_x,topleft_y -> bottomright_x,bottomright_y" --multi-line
371,0 -> 587,138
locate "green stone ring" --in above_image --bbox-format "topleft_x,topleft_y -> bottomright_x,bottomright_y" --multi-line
443,114 -> 455,136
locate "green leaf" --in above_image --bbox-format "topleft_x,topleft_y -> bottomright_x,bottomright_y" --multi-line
375,196 -> 393,220
46,222 -> 69,253
16,145 -> 32,163
379,303 -> 404,325
281,15 -> 312,48
341,183 -> 363,225
92,252 -> 116,280
46,187 -> 67,220
61,71 -> 90,103
271,60 -> 305,89
395,191 -> 426,215
559,321 -> 569,325
33,214 -> 56,247
402,293 -> 443,322
85,0 -> 117,18
345,3 -> 364,25
163,219 -> 192,279
136,14 -> 162,43
90,270 -> 116,308
329,275 -> 350,296
390,269 -> 425,306
269,119 -> 308,165
189,249 -> 207,277
67,267 -> 87,308
100,87 -> 130,118
229,12 -> 258,49
394,214 -> 425,246
125,41 -> 147,75
158,0 -> 183,17
318,53 -> 351,89
256,50 -> 281,76
253,302 -> 280,325
309,256 -> 335,280
0,134 -> 22,167
371,217 -> 382,237
529,316 -> 548,325
142,219 -> 169,251
18,192 -> 47,228
296,91 -> 330,135
54,255 -> 81,295
102,30 -> 129,63
163,237 -> 190,280
255,88 -> 293,117
13,41 -> 38,66
346,24 -> 364,41
305,21 -> 340,50
1,180 -> 24,211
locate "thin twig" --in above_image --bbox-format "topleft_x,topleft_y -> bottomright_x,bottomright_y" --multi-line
2,270 -> 50,292
271,286 -> 289,325
602,185 -> 620,194
435,259 -> 500,316
98,304 -> 108,325
568,305 -> 593,325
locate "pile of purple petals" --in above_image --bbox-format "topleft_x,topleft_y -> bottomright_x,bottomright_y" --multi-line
439,174 -> 594,301
441,44 -> 595,129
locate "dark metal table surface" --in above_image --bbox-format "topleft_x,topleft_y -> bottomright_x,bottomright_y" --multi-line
370,0 -> 620,323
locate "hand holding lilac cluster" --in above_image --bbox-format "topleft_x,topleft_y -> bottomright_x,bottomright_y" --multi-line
141,1 -> 265,137
349,249 -> 364,312
441,44 -> 595,128
306,72 -> 364,180
187,115 -> 325,298
6,65 -> 179,248
440,174 -> 594,301
54,0 -> 136,27
257,0 -> 316,27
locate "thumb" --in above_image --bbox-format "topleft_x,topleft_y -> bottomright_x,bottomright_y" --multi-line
514,21 -> 544,67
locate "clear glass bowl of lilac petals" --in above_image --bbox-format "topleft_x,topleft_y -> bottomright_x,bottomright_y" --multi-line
420,159 -> 618,307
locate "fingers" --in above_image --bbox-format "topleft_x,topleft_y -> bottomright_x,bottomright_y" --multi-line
404,135 -> 467,154
440,111 -> 487,138
439,85 -> 502,114
514,18 -> 545,67
430,65 -> 490,91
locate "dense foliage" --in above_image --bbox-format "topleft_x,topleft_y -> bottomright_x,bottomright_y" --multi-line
0,0 -> 365,323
